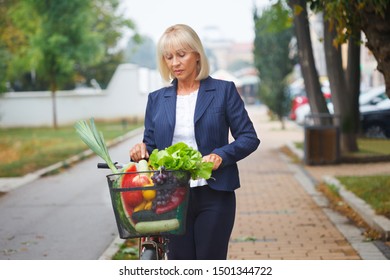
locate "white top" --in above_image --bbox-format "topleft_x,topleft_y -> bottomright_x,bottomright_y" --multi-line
172,90 -> 208,187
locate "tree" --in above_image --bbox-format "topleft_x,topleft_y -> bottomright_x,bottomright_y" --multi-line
30,0 -> 104,128
78,0 -> 140,89
126,35 -> 156,69
253,2 -> 295,129
311,1 -> 390,97
289,0 -> 362,153
0,8 -> 10,93
0,0 -> 29,93
287,0 -> 329,126
287,0 -> 389,153
3,0 -> 138,92
308,1 -> 378,152
323,16 -> 361,152
360,3 -> 390,97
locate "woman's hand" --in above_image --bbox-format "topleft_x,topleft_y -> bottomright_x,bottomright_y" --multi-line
129,143 -> 149,162
202,153 -> 223,170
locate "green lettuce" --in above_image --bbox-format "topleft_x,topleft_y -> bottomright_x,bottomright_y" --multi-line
149,142 -> 213,180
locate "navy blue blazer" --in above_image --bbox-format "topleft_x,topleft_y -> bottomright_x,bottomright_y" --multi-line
143,76 -> 260,191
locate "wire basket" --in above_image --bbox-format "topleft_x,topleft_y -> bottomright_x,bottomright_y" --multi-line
106,170 -> 191,239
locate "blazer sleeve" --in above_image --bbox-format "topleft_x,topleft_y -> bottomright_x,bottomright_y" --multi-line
143,93 -> 157,154
212,81 -> 260,166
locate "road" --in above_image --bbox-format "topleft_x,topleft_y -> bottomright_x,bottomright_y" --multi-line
0,133 -> 143,260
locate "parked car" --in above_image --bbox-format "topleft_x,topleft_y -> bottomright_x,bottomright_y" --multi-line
287,77 -> 330,120
289,91 -> 331,121
289,95 -> 307,120
359,85 -> 387,112
360,98 -> 390,139
294,85 -> 387,125
294,93 -> 333,125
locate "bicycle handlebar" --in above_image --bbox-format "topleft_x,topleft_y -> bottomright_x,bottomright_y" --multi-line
97,162 -> 110,169
97,162 -> 125,169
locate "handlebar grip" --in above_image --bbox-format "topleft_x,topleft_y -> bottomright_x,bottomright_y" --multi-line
97,163 -> 110,169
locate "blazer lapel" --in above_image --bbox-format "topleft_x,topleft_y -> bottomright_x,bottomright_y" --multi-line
163,86 -> 176,144
194,77 -> 215,123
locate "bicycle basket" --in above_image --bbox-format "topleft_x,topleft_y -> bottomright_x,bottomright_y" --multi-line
106,170 -> 191,239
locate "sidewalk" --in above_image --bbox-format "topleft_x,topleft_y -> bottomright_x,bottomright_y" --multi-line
227,106 -> 389,260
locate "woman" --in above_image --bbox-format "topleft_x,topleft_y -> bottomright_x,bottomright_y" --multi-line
130,24 -> 260,260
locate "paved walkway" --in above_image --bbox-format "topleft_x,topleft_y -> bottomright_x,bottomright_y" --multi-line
228,106 -> 388,260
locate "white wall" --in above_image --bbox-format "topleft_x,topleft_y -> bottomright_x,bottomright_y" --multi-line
0,64 -> 163,127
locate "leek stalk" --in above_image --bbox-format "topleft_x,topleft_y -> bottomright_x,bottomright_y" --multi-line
74,118 -> 119,173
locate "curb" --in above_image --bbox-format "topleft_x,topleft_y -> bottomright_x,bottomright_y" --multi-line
0,127 -> 144,193
323,176 -> 390,241
98,235 -> 123,260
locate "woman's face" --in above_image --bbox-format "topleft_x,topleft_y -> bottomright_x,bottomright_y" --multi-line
163,48 -> 199,82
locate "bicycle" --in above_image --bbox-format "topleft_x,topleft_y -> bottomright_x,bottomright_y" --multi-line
98,162 -> 190,260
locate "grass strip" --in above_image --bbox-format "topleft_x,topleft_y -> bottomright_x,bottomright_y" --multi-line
0,120 -> 141,177
337,175 -> 390,219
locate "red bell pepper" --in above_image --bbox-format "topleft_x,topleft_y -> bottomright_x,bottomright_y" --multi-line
121,164 -> 143,210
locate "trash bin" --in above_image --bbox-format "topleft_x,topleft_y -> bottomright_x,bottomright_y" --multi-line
304,114 -> 340,165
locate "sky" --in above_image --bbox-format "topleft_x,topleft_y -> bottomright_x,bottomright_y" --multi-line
119,0 -> 273,44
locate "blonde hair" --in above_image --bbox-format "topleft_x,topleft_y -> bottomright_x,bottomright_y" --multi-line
157,24 -> 210,82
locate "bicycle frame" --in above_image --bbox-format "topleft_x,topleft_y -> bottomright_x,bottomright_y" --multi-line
139,236 -> 169,260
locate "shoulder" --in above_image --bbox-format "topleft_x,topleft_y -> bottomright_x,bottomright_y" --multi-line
149,84 -> 173,95
200,77 -> 239,101
202,76 -> 237,91
148,84 -> 175,100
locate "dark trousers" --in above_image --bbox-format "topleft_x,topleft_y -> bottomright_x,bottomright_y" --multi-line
167,185 -> 236,260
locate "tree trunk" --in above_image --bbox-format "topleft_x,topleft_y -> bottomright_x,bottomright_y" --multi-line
51,90 -> 58,129
344,32 -> 361,152
323,15 -> 359,153
50,82 -> 58,129
288,0 -> 329,126
360,4 -> 390,98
